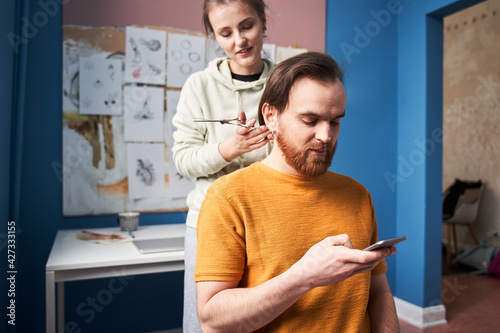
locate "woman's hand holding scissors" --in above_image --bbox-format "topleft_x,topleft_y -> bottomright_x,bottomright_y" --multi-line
218,111 -> 271,162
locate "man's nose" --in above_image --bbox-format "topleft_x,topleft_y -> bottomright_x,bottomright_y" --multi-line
315,122 -> 332,143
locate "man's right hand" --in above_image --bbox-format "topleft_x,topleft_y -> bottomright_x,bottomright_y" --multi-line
288,234 -> 396,290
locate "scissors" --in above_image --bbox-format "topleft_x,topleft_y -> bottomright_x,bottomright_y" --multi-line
193,117 -> 255,128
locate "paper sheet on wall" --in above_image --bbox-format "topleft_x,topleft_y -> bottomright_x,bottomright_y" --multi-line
206,38 -> 224,64
79,57 -> 123,115
275,46 -> 308,64
165,90 -> 180,146
125,26 -> 167,85
127,143 -> 165,199
124,86 -> 164,142
167,33 -> 206,88
262,43 -> 276,63
165,90 -> 195,199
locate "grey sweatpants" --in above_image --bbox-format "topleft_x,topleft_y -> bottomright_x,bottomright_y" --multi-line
183,225 -> 202,332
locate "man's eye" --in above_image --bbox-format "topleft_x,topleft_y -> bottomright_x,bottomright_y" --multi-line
303,120 -> 317,126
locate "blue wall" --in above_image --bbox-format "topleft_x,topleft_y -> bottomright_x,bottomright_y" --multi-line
1,0 -> 15,235
326,0 -> 399,289
327,0 -> 485,308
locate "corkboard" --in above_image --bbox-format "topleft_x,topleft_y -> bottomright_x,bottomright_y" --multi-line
62,25 -> 205,216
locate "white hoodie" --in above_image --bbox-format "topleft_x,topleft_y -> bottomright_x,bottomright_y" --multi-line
172,57 -> 273,228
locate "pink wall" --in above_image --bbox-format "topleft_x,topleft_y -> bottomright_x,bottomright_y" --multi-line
63,0 -> 325,51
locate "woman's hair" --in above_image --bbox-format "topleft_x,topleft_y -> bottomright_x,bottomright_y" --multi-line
258,52 -> 344,125
202,0 -> 267,35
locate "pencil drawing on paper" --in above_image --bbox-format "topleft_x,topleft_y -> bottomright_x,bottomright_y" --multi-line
104,91 -> 119,108
130,37 -> 142,67
167,33 -> 206,88
133,95 -> 154,120
140,38 -> 162,52
125,27 -> 166,85
136,159 -> 156,186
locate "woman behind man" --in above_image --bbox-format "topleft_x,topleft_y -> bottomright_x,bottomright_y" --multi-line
171,0 -> 273,331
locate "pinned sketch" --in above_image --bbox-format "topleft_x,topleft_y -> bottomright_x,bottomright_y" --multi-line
167,150 -> 195,199
262,43 -> 276,63
206,38 -> 225,64
125,27 -> 166,85
79,57 -> 123,115
165,90 -> 181,146
275,46 -> 308,64
167,33 -> 206,88
124,86 -> 164,142
127,143 -> 165,199
165,89 -> 195,198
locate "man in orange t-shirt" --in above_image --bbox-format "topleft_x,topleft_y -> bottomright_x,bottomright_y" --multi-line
195,52 -> 399,332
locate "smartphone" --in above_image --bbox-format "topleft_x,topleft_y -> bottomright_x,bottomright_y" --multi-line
362,236 -> 407,251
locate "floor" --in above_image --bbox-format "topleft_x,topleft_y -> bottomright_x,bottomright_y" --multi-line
399,270 -> 500,332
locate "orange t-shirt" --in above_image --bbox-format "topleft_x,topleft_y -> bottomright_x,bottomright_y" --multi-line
195,162 -> 386,332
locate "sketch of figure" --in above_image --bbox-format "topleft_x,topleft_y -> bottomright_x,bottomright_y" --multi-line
147,63 -> 162,76
125,27 -> 166,85
136,159 -> 156,186
93,79 -> 103,89
108,63 -> 115,81
79,57 -> 123,115
140,38 -> 161,52
130,38 -> 142,67
134,95 -> 154,120
104,91 -> 119,108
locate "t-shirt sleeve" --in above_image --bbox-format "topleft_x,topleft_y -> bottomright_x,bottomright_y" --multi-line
195,182 -> 247,282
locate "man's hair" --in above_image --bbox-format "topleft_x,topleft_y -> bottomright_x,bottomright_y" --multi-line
258,52 -> 343,125
202,0 -> 267,35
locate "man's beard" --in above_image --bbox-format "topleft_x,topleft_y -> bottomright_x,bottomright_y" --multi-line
276,126 -> 337,177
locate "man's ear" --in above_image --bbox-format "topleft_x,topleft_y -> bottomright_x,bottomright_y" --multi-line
261,103 -> 277,132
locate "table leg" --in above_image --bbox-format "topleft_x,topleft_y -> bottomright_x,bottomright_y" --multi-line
58,282 -> 65,333
46,270 -> 55,333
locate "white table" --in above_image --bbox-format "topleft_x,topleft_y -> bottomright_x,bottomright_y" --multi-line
46,224 -> 186,333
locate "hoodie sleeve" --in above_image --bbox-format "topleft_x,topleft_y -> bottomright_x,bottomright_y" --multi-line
171,73 -> 232,179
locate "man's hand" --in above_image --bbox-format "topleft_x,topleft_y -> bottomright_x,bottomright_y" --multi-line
288,234 -> 396,290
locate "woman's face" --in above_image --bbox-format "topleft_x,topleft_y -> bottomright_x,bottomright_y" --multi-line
208,2 -> 265,75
